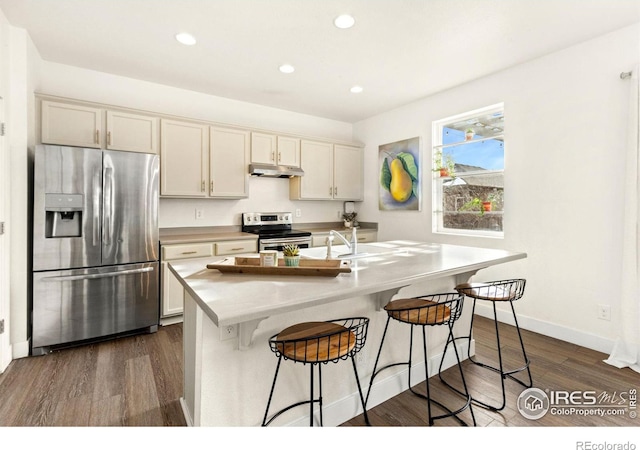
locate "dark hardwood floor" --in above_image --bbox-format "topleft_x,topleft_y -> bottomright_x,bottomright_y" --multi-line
0,324 -> 186,426
0,315 -> 637,427
344,316 -> 640,427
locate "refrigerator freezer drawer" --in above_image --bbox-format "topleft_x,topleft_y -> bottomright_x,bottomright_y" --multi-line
32,262 -> 159,354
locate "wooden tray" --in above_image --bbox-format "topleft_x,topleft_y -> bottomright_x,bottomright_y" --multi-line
206,257 -> 351,277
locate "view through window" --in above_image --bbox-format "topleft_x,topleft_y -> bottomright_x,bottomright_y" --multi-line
432,104 -> 504,236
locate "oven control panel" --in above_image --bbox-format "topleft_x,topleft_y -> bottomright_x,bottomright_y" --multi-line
242,212 -> 292,226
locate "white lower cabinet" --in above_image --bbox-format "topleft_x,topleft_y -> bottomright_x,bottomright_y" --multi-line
160,238 -> 257,320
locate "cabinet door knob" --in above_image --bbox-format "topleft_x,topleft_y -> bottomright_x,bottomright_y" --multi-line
271,151 -> 275,162
210,180 -> 214,193
107,131 -> 111,146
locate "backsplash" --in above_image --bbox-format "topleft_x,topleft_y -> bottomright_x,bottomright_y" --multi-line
159,176 -> 357,228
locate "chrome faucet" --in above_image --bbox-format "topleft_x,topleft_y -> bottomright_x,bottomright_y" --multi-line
326,228 -> 358,259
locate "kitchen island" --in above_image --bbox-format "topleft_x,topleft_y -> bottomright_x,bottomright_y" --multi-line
169,240 -> 526,426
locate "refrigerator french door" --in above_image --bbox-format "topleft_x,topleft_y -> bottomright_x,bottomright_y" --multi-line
32,145 -> 160,355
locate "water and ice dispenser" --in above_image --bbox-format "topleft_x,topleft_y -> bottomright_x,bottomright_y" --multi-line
44,193 -> 84,238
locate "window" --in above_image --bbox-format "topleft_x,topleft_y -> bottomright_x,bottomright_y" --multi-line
432,104 -> 504,237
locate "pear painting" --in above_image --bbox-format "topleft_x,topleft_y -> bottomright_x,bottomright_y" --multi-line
379,137 -> 420,211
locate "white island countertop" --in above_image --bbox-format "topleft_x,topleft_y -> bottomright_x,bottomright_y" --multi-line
169,240 -> 527,348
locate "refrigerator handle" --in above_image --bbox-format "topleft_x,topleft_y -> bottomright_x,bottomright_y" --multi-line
103,166 -> 113,246
92,170 -> 101,246
41,266 -> 154,282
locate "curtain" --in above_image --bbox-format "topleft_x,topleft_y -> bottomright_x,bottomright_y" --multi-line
604,67 -> 640,373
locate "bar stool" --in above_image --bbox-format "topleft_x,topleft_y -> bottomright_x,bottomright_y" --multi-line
441,279 -> 532,412
262,317 -> 370,426
365,292 -> 475,426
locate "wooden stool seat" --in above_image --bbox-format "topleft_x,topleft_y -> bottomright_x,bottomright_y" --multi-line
455,282 -> 520,302
385,298 -> 451,325
276,322 -> 356,363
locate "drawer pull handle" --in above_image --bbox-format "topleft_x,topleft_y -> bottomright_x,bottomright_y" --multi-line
181,251 -> 198,255
231,247 -> 243,251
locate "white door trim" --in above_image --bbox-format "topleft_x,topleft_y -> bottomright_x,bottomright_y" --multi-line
0,95 -> 11,373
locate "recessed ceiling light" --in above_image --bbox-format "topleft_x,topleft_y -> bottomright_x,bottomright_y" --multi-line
350,85 -> 363,94
334,14 -> 355,29
175,33 -> 196,46
279,64 -> 295,74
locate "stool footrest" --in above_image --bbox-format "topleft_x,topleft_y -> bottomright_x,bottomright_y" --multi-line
263,398 -> 321,427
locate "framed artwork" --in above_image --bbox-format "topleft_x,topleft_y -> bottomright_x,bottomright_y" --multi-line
378,136 -> 420,211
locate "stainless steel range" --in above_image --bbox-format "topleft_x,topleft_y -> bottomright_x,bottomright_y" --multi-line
242,212 -> 312,252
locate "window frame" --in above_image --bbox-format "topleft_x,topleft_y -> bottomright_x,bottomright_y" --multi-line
431,103 -> 505,238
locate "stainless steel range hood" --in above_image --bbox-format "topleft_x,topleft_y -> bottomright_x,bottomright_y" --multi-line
249,163 -> 304,178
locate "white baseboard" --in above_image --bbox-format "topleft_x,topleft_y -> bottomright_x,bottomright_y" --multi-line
474,303 -> 615,355
160,315 -> 183,326
180,397 -> 194,427
284,339 -> 474,427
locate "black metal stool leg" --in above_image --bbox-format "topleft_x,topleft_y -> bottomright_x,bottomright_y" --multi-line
365,316 -> 392,408
451,325 -> 476,425
318,364 -> 323,426
510,301 -> 533,388
421,326 -> 434,425
309,364 -> 315,426
351,356 -> 370,426
407,324 -> 417,394
262,357 -> 282,426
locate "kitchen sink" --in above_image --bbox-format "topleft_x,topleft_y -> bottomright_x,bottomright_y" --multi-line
300,243 -> 408,260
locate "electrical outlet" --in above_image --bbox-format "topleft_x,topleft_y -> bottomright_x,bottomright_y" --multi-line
195,209 -> 204,220
295,208 -> 301,218
337,210 -> 342,219
597,304 -> 611,321
220,324 -> 237,341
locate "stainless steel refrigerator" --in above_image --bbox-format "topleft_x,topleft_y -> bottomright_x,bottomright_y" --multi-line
31,144 -> 160,355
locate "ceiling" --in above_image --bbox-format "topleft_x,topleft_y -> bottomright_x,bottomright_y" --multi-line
1,0 -> 639,123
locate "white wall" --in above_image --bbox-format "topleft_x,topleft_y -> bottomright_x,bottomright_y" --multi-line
38,62 -> 356,228
0,6 -> 11,370
354,24 -> 640,353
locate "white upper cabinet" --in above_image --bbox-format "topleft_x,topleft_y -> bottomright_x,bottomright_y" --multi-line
160,119 -> 209,197
209,126 -> 250,198
41,100 -> 158,154
250,132 -> 277,165
276,136 -> 300,167
160,122 -> 250,199
333,144 -> 363,200
291,140 -> 333,199
106,110 -> 158,154
290,140 -> 363,201
250,132 -> 300,167
41,100 -> 102,148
